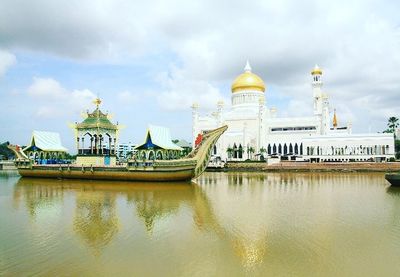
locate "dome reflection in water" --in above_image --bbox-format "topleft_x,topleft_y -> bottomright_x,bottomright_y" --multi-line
1,172 -> 400,276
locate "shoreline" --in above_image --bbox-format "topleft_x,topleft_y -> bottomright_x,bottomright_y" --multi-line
213,161 -> 400,173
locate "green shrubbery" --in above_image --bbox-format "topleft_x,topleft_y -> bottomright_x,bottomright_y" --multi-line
0,142 -> 14,160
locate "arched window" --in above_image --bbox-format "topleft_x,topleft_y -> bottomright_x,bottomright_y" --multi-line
273,144 -> 277,154
238,144 -> 243,159
278,144 -> 282,154
267,144 -> 271,155
233,143 -> 238,159
294,143 -> 298,155
289,143 -> 293,154
283,144 -> 288,155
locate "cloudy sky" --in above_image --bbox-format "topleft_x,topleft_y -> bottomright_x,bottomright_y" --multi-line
1,0 -> 399,152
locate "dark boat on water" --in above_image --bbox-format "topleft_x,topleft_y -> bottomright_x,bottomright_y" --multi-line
385,173 -> 400,187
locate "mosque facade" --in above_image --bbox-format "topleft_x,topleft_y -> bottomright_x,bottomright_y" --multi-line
192,62 -> 395,162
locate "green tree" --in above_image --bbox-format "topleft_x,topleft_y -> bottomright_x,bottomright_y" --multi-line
226,147 -> 233,159
388,117 -> 399,132
259,147 -> 267,160
0,142 -> 14,160
246,146 -> 255,160
383,117 -> 399,137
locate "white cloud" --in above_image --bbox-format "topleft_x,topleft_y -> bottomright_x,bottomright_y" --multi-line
28,77 -> 65,98
156,66 -> 228,111
1,0 -> 400,131
0,49 -> 16,77
27,77 -> 96,118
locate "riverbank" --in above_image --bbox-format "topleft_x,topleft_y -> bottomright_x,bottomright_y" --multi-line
0,161 -> 17,171
223,161 -> 400,172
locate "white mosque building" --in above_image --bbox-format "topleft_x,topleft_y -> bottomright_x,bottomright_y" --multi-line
192,62 -> 395,162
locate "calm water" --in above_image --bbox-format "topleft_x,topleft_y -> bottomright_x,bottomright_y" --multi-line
1,172 -> 400,276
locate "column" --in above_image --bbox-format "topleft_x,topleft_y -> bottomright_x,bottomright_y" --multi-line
90,137 -> 94,154
77,137 -> 80,154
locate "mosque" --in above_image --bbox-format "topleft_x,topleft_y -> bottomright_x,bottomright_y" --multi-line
192,62 -> 395,162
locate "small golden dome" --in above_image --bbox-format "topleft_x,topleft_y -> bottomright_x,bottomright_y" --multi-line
231,61 -> 266,93
311,64 -> 322,75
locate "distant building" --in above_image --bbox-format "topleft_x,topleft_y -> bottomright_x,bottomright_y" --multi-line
193,62 -> 395,162
24,131 -> 68,161
117,142 -> 136,160
175,139 -> 192,156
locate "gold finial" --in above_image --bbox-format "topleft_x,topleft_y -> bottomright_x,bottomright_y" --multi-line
93,97 -> 102,108
311,64 -> 323,75
333,109 -> 338,128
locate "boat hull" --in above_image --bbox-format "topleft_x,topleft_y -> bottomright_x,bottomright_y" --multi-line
18,166 -> 195,182
385,173 -> 400,187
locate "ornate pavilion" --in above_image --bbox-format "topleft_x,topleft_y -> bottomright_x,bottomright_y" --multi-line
72,98 -> 121,166
134,125 -> 183,160
23,131 -> 67,163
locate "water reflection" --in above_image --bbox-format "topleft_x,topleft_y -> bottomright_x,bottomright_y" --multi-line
13,178 -> 65,217
7,172 -> 400,276
73,190 -> 119,255
13,178 -> 218,254
126,184 -> 195,233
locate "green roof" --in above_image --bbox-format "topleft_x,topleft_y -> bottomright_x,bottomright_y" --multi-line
76,108 -> 117,130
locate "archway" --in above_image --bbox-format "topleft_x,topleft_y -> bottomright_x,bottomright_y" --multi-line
238,144 -> 243,159
148,151 -> 155,160
233,143 -> 238,159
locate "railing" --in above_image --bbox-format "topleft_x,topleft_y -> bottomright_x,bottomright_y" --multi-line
78,149 -> 115,155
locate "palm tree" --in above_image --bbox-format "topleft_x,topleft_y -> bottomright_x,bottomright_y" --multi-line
246,146 -> 255,160
249,146 -> 255,160
226,147 -> 233,160
388,117 -> 399,132
259,147 -> 266,160
384,117 -> 399,139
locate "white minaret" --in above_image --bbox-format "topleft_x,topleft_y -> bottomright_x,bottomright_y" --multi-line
258,97 -> 265,152
311,64 -> 323,116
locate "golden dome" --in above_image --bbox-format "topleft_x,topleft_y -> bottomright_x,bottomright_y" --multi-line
231,61 -> 265,93
311,64 -> 322,75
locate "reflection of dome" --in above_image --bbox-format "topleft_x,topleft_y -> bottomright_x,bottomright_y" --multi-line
231,61 -> 265,93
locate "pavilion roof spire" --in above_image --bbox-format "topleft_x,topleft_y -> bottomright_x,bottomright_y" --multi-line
93,97 -> 102,109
